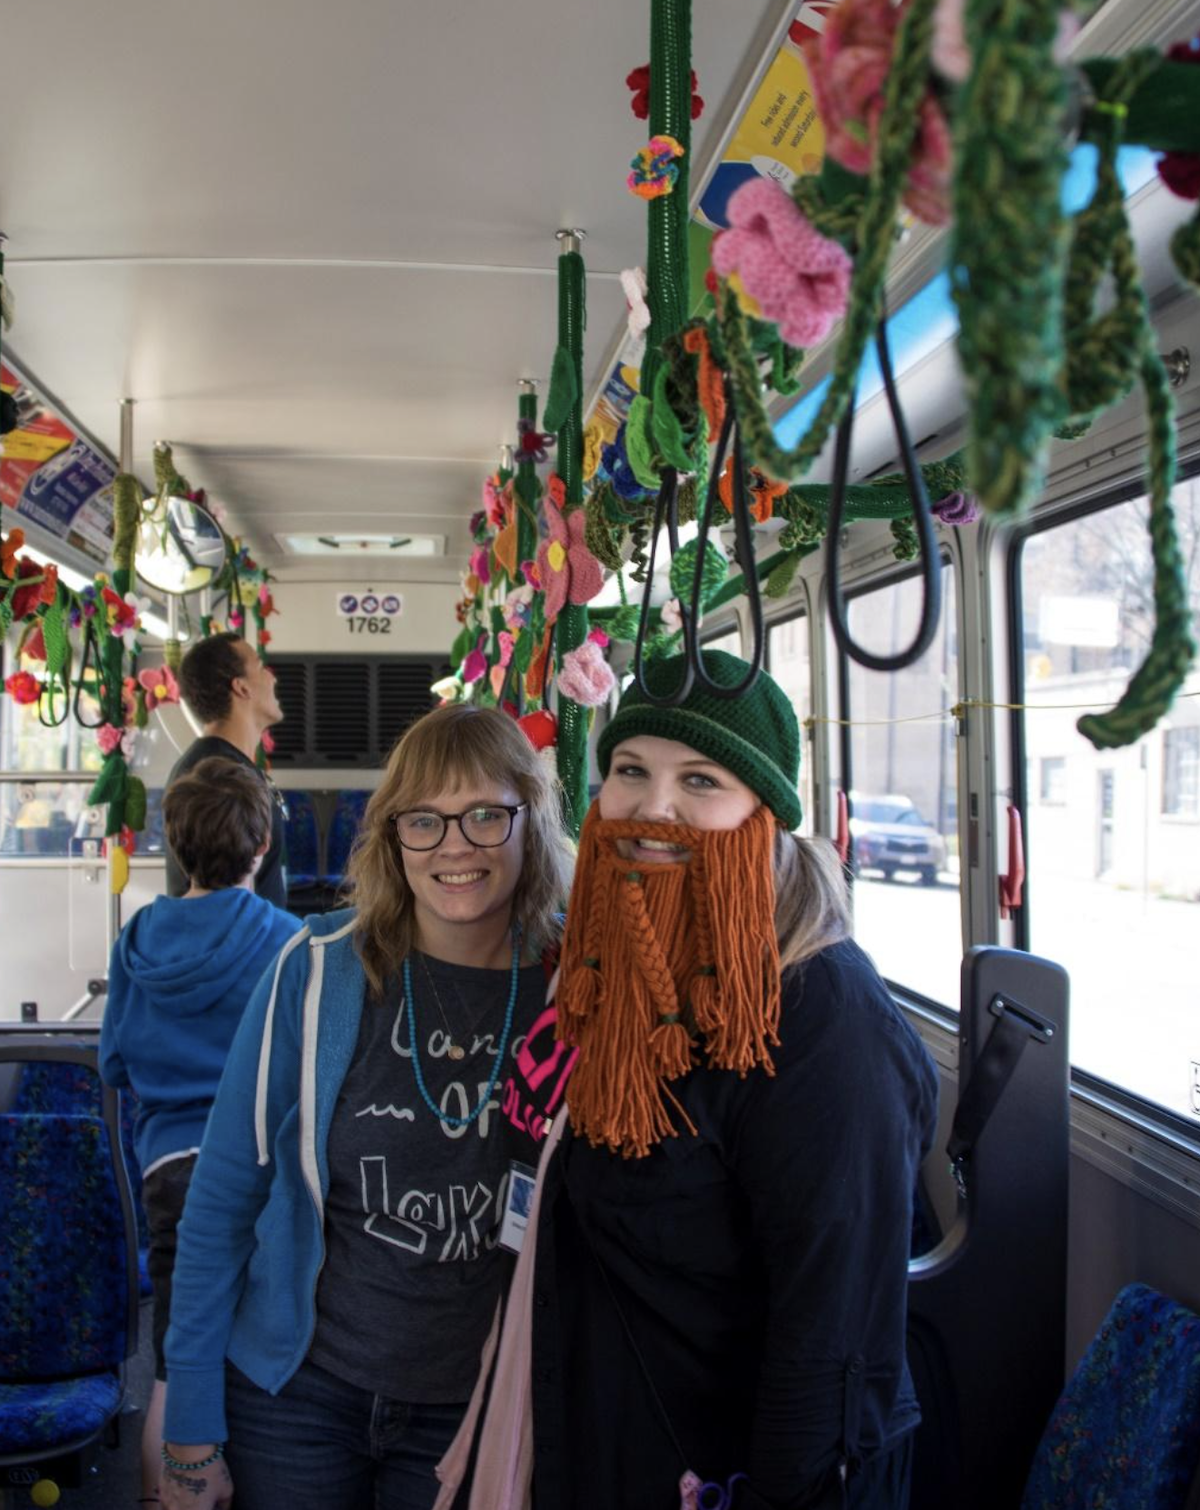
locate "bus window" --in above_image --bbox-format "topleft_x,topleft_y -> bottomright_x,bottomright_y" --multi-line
1014,478 -> 1200,1120
767,612 -> 812,836
842,562 -> 960,1007
0,648 -> 103,776
703,624 -> 741,656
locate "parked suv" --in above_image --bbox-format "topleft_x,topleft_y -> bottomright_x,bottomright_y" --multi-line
849,793 -> 947,886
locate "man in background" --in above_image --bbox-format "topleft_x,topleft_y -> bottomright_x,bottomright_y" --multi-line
165,632 -> 288,905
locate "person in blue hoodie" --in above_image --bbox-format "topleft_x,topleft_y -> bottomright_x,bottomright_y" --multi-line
158,705 -> 576,1510
100,754 -> 302,1508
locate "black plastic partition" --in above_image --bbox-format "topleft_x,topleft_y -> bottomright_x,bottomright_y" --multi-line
908,946 -> 1070,1510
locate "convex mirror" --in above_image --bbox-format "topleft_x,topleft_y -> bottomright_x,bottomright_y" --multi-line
136,495 -> 227,595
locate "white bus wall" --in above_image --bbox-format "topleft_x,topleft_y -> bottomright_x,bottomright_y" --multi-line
265,578 -> 460,656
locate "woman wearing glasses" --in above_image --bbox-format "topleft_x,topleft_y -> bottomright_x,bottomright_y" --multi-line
159,704 -> 575,1510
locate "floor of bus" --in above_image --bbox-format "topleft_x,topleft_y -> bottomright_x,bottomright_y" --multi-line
8,1299 -> 155,1509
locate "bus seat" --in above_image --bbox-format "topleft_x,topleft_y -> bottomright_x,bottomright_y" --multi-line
284,789 -> 320,890
908,946 -> 1070,1510
11,1055 -> 152,1296
1021,1283 -> 1200,1509
323,789 -> 369,888
0,1100 -> 138,1473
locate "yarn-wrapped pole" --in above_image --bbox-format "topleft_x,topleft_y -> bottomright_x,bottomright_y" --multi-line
639,0 -> 693,407
951,0 -> 1070,516
515,391 -> 539,585
87,472 -> 141,835
554,243 -> 591,840
716,0 -> 940,483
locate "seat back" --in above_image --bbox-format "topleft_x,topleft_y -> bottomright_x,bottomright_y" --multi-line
283,788 -> 320,888
1021,1284 -> 1200,1510
324,789 -> 368,887
0,1034 -> 140,1372
0,1111 -> 132,1379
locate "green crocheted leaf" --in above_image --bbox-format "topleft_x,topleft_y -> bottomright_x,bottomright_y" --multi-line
669,537 -> 727,608
764,551 -> 803,600
624,396 -> 663,491
449,624 -> 474,671
0,592 -> 12,639
125,776 -> 147,832
514,627 -> 533,675
87,753 -> 128,808
606,603 -> 643,642
542,346 -> 578,434
41,602 -> 69,675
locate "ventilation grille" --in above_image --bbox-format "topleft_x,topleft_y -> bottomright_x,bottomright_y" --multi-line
267,656 -> 447,767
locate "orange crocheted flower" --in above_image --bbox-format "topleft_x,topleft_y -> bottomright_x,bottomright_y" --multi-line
718,458 -> 788,523
1,527 -> 25,580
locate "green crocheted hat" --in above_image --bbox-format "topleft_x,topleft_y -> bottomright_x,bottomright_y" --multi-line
597,650 -> 803,830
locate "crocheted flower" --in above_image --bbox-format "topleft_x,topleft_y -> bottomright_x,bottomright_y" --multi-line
489,630 -> 516,697
97,722 -> 136,757
587,627 -> 610,649
1,526 -> 24,579
103,588 -> 149,648
717,452 -> 790,523
9,559 -> 44,621
483,472 -> 511,529
1158,39 -> 1200,199
258,583 -> 276,613
38,563 -> 58,606
469,508 -> 488,540
258,628 -> 272,649
517,708 -> 557,750
4,670 -> 41,705
431,673 -> 464,705
261,728 -> 276,755
469,545 -> 492,587
557,640 -> 617,707
600,424 -> 652,502
520,557 -> 542,591
931,490 -> 981,526
660,597 -> 684,634
800,0 -> 953,226
627,135 -> 684,200
711,179 -> 853,348
462,633 -> 488,685
626,64 -> 704,121
536,492 -> 604,625
517,417 -> 555,466
502,583 -> 535,632
582,422 -> 603,483
79,583 -> 100,619
620,267 -> 651,341
138,665 -> 180,711
230,609 -> 245,632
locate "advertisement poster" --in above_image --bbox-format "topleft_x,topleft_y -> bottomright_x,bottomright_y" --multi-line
1,359 -> 116,565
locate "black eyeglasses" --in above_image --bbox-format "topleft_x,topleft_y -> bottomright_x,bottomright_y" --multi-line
391,803 -> 528,851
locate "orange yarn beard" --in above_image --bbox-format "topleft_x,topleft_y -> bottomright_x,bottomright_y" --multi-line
558,802 -> 781,1158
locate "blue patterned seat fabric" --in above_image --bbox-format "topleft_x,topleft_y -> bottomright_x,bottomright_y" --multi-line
11,1059 -> 151,1293
0,1111 -> 131,1458
284,789 -> 320,889
324,789 -> 368,887
1021,1282 -> 1200,1509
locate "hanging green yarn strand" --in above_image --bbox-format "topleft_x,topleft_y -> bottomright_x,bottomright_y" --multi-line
553,247 -> 591,839
153,441 -> 191,500
720,0 -> 940,483
515,391 -> 539,583
111,471 -> 141,584
951,0 -> 1069,518
639,0 -> 693,407
1075,359 -> 1196,749
1171,214 -> 1200,292
1061,51 -> 1159,423
92,471 -> 142,835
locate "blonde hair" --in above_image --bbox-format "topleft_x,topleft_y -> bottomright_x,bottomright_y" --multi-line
774,831 -> 851,971
345,704 -> 575,997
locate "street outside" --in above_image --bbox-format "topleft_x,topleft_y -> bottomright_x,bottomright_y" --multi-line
852,869 -> 1200,1123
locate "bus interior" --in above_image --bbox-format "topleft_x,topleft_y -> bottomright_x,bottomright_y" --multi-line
2,0 -> 1200,1504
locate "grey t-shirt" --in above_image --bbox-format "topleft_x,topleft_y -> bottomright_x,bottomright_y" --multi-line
307,951 -> 548,1401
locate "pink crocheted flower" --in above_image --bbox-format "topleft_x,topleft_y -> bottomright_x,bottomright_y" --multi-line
137,665 -> 180,711
556,640 -> 616,707
620,267 -> 651,341
469,545 -> 492,587
711,178 -> 853,347
801,0 -> 953,226
462,634 -> 488,685
97,722 -> 136,758
536,496 -> 604,625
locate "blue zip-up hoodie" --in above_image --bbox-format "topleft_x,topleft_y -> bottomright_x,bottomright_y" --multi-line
163,908 -> 366,1444
100,888 -> 303,1172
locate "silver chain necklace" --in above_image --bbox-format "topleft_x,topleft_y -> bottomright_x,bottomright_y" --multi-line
416,952 -> 469,1060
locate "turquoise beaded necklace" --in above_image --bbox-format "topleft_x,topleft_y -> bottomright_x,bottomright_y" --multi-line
402,927 -> 522,1128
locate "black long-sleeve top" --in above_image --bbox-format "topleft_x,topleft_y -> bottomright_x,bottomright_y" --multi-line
530,938 -> 939,1510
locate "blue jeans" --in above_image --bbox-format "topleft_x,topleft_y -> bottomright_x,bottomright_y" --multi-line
224,1358 -> 466,1510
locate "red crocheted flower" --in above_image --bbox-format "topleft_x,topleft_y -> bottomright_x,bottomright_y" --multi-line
626,64 -> 704,121
5,670 -> 42,705
9,559 -> 44,621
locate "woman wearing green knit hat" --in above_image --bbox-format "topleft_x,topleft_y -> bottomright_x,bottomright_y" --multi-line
439,650 -> 938,1510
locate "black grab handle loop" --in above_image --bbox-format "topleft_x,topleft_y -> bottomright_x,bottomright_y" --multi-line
632,464 -> 695,706
826,313 -> 942,672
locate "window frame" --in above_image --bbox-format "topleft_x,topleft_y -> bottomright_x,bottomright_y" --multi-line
1005,460 -> 1200,1143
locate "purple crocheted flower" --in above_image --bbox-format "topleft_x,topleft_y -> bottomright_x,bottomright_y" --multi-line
931,491 -> 980,526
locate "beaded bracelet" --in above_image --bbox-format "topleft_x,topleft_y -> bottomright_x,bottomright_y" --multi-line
161,1444 -> 225,1472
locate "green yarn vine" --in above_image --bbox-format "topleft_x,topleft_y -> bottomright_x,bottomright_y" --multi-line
951,0 -> 1070,518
